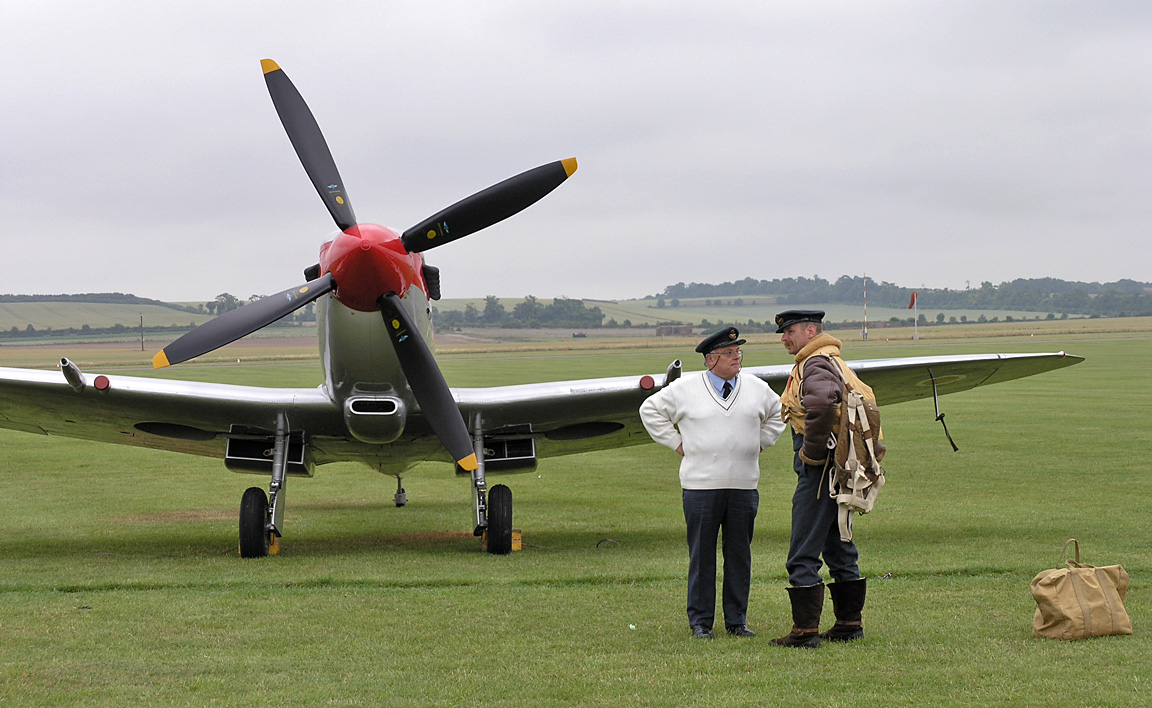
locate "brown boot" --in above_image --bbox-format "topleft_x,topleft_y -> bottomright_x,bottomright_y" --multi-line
821,578 -> 866,642
770,584 -> 824,648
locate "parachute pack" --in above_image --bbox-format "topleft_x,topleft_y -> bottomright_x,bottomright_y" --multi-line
819,354 -> 886,542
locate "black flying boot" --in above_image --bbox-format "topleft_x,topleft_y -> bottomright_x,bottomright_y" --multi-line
769,584 -> 824,648
821,578 -> 866,642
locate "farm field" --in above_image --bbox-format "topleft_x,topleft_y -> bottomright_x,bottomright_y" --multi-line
0,294 -> 1075,335
4,316 -> 1148,372
0,301 -> 214,331
0,326 -> 1149,706
432,296 -> 1061,328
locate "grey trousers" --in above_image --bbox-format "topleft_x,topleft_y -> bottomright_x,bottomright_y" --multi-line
682,488 -> 759,629
786,431 -> 860,587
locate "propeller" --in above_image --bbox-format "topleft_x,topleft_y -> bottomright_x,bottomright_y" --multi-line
153,275 -> 335,368
401,158 -> 577,253
379,293 -> 477,471
261,59 -> 357,231
155,59 -> 573,473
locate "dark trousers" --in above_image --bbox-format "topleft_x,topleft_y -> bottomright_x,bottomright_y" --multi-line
786,431 -> 860,587
682,488 -> 759,629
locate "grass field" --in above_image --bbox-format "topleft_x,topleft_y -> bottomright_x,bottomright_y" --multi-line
1,327 -> 1149,706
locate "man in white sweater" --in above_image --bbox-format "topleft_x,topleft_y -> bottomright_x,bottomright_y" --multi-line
640,327 -> 786,639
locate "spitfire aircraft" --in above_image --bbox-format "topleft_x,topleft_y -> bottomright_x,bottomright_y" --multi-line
0,60 -> 1082,558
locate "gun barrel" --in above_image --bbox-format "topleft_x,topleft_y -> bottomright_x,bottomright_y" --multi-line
61,358 -> 86,392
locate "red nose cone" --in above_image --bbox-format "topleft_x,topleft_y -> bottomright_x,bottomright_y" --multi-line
321,224 -> 419,312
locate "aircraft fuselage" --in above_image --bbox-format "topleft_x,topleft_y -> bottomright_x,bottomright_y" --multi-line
315,225 -> 438,448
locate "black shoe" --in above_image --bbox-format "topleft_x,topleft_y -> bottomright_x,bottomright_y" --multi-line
691,625 -> 714,639
726,624 -> 756,638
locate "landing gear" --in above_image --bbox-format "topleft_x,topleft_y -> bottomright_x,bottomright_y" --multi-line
394,476 -> 407,507
486,484 -> 513,555
466,414 -> 513,555
238,414 -> 289,559
467,415 -> 488,538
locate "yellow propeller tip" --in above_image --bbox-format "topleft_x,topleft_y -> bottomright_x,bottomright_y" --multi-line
260,59 -> 281,74
152,350 -> 171,369
457,453 -> 479,472
562,157 -> 578,177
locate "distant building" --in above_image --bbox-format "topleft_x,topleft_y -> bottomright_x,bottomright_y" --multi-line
656,325 -> 694,337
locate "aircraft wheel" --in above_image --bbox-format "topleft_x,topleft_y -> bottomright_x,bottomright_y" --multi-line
486,484 -> 513,555
239,486 -> 271,558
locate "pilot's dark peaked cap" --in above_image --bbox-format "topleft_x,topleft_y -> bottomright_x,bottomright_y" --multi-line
774,309 -> 825,334
695,326 -> 746,354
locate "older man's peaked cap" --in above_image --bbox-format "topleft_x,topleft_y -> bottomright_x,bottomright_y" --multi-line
695,326 -> 745,354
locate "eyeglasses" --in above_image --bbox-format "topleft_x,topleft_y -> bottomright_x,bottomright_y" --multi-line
712,349 -> 742,359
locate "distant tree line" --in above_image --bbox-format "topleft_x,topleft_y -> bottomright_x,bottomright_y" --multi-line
2,322 -> 196,340
655,276 -> 1152,318
0,292 -> 173,306
1,319 -> 316,341
434,296 -> 605,328
7,276 -> 1149,341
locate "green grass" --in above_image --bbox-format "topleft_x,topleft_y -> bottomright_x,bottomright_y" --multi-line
0,302 -> 214,331
1,332 -> 1150,706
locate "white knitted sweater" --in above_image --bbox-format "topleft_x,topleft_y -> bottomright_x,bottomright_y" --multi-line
639,371 -> 786,490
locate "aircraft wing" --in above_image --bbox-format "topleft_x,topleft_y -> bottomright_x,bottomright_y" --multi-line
454,351 -> 1084,461
0,351 -> 1082,469
835,351 -> 1083,406
0,365 -> 346,463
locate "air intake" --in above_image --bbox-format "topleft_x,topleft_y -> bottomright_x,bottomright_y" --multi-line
343,396 -> 406,444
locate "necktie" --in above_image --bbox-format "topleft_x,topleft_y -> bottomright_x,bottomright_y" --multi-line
722,381 -> 732,399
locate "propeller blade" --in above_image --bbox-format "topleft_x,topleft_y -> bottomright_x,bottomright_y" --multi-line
261,59 -> 357,231
378,293 -> 478,471
153,274 -> 335,368
401,158 -> 577,253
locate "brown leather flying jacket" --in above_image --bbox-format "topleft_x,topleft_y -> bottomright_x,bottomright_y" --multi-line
780,333 -> 846,466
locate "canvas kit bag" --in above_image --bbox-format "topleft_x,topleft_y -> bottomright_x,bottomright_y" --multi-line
1031,538 -> 1132,640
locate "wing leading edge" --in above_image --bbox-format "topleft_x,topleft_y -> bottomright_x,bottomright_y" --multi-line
0,365 -> 343,460
838,351 -> 1083,406
0,351 -> 1082,468
455,350 -> 1083,460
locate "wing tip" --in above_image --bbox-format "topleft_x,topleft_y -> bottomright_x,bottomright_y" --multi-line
562,157 -> 578,177
260,58 -> 281,74
152,350 -> 171,369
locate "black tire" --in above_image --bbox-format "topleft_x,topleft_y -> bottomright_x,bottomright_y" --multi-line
486,484 -> 513,555
239,487 -> 270,558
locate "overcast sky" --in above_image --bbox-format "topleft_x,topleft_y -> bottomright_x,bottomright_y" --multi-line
2,1 -> 1149,302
